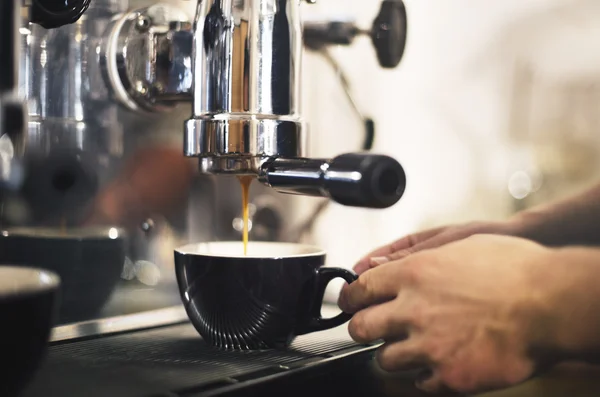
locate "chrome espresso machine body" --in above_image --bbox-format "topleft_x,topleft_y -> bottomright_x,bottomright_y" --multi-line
0,0 -> 25,193
104,0 -> 407,206
1,0 -> 408,331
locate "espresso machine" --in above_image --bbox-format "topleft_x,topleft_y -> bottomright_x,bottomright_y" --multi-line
2,0 -> 409,395
0,0 -> 408,326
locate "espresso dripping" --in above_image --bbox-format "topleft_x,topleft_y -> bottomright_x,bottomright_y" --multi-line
237,176 -> 253,255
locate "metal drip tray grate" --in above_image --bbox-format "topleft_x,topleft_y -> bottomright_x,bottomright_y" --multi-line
22,311 -> 369,397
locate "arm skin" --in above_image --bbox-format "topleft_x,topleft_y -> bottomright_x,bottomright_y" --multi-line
512,183 -> 600,247
541,245 -> 600,365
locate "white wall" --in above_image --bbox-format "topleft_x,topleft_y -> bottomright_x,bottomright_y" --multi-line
297,0 -> 600,300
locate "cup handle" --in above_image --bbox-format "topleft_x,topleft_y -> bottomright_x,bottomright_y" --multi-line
297,267 -> 358,334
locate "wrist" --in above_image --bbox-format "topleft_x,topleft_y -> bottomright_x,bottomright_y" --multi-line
529,246 -> 600,364
508,207 -> 554,244
505,210 -> 539,239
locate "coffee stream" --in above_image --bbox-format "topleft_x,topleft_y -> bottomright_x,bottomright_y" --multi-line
238,176 -> 253,255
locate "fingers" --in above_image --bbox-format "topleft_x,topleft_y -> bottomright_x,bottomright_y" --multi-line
369,228 -> 469,269
375,339 -> 430,372
374,340 -> 452,394
338,263 -> 402,313
388,226 -> 448,253
416,370 -> 449,394
347,300 -> 410,343
353,243 -> 398,275
353,227 -> 447,275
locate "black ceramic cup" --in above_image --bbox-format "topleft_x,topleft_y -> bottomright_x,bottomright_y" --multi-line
0,266 -> 60,397
175,241 -> 358,350
0,227 -> 126,324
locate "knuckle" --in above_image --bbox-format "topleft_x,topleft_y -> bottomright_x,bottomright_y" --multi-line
355,272 -> 374,298
348,312 -> 372,343
376,347 -> 397,372
422,340 -> 444,363
406,234 -> 421,248
382,310 -> 398,334
342,275 -> 370,312
387,250 -> 406,261
399,259 -> 422,285
439,365 -> 477,393
407,303 -> 426,330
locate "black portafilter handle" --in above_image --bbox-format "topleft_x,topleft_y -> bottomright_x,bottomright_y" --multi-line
260,153 -> 407,209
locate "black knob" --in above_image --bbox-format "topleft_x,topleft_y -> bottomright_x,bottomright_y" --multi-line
326,153 -> 406,209
30,0 -> 92,29
371,0 -> 408,68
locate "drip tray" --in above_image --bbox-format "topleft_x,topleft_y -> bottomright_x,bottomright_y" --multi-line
22,307 -> 374,397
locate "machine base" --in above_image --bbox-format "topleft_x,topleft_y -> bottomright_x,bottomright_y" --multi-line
22,305 -> 379,397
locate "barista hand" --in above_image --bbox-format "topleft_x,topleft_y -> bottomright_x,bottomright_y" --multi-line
355,182 -> 600,276
353,220 -> 521,275
339,234 -> 560,394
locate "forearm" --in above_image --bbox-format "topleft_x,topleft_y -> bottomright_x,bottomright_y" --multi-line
537,246 -> 600,364
511,183 -> 600,247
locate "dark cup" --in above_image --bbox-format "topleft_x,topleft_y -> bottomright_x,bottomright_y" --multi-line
0,266 -> 60,397
175,241 -> 358,350
0,227 -> 126,324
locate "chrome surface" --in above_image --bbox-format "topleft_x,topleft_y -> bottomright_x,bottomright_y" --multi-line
9,0 -> 228,327
0,0 -> 25,189
50,305 -> 188,342
184,0 -> 306,174
18,3 -> 127,157
185,118 -> 304,174
259,157 -> 330,197
101,4 -> 193,112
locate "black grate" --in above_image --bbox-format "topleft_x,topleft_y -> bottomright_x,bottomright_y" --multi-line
21,319 -> 365,397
